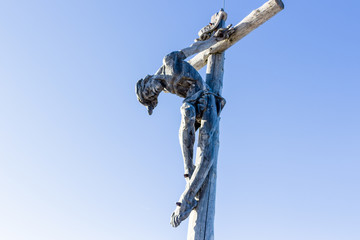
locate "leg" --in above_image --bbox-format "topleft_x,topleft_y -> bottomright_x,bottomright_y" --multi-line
171,95 -> 218,227
179,102 -> 196,182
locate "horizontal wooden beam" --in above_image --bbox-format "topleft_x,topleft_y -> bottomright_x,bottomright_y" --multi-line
187,0 -> 284,70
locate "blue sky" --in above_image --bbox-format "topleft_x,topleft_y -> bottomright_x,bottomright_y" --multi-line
0,0 -> 359,239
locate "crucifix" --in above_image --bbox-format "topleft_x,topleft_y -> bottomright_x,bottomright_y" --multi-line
135,1 -> 284,239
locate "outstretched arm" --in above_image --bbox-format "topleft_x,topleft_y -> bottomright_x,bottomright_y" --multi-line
180,40 -> 215,59
180,25 -> 234,58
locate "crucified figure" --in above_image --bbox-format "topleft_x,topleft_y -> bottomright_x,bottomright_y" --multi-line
135,1 -> 285,237
136,45 -> 226,227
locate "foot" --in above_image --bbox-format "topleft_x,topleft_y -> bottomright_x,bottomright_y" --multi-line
170,197 -> 198,227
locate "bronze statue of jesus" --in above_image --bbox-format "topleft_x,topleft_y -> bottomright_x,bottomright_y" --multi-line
136,50 -> 225,227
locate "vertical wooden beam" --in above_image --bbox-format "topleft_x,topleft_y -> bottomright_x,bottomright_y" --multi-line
187,19 -> 225,240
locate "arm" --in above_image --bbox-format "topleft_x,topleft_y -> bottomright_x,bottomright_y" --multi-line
152,74 -> 173,82
180,40 -> 217,59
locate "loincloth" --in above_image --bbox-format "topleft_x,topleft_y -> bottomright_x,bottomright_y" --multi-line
183,89 -> 226,122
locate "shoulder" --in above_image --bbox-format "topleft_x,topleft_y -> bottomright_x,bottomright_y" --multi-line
163,51 -> 186,66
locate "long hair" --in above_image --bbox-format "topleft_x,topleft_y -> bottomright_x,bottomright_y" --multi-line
135,75 -> 158,115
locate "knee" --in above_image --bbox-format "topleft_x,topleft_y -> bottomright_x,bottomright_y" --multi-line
180,103 -> 196,124
199,129 -> 210,143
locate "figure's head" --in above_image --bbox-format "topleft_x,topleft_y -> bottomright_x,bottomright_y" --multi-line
135,75 -> 161,115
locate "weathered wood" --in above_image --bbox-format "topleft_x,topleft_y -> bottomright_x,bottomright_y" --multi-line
187,19 -> 225,240
184,0 -> 284,70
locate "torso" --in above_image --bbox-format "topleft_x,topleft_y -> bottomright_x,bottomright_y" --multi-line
162,61 -> 205,98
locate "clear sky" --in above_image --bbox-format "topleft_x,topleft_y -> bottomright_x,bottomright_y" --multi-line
0,0 -> 359,239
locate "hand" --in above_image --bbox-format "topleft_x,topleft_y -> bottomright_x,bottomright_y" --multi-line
214,24 -> 235,40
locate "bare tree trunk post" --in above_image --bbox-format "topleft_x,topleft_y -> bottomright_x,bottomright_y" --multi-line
187,19 -> 226,240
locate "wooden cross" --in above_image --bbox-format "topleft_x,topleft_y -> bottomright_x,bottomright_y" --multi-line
135,1 -> 284,239
180,1 -> 284,239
